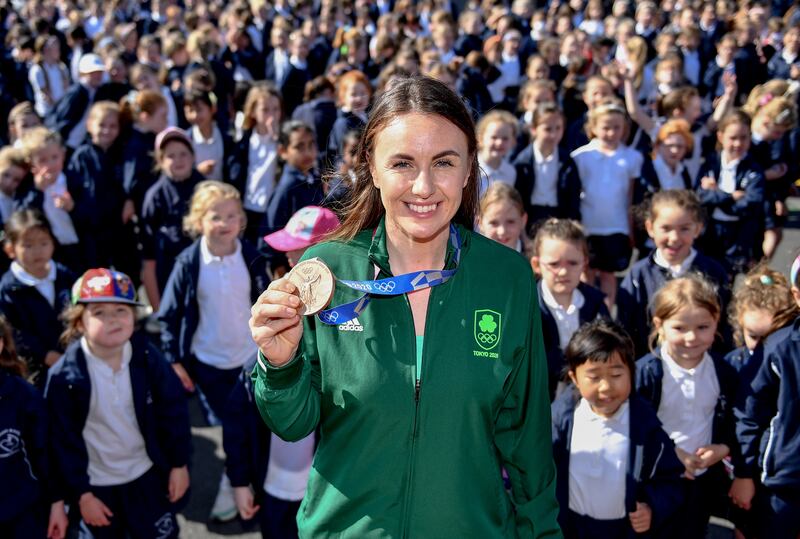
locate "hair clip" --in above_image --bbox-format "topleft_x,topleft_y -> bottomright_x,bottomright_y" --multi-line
791,254 -> 800,288
775,108 -> 792,125
594,102 -> 627,116
760,275 -> 774,286
758,92 -> 774,107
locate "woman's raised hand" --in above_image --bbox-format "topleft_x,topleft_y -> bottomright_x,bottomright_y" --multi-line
249,278 -> 304,367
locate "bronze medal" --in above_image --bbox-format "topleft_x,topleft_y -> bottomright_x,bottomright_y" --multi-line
286,258 -> 335,316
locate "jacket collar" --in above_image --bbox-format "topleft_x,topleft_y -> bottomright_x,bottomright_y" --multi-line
367,215 -> 467,276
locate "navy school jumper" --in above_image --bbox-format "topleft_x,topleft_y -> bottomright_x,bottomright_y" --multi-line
157,238 -> 269,366
635,348 -> 740,465
0,370 -> 51,523
513,145 -> 582,224
537,280 -> 609,399
735,317 -> 800,488
617,251 -> 730,358
44,333 -> 191,503
0,263 -> 76,384
551,389 -> 685,537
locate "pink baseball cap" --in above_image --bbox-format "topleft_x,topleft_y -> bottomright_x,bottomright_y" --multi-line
264,206 -> 340,251
154,127 -> 193,153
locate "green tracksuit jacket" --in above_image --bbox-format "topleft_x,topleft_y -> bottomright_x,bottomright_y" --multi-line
253,218 -> 561,538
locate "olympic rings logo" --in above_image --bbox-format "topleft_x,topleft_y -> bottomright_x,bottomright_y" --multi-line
374,281 -> 397,293
321,311 -> 339,323
477,333 -> 498,344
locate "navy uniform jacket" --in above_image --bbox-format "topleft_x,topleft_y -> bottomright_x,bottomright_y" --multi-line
281,64 -> 311,119
551,389 -> 685,535
0,263 -> 75,383
538,281 -> 609,399
0,370 -> 49,520
157,238 -> 269,366
749,135 -> 797,205
635,157 -> 692,205
262,165 -> 326,241
45,83 -> 90,145
292,98 -> 338,162
513,145 -> 582,222
617,251 -> 730,358
636,348 -> 739,461
325,110 -> 366,170
140,170 -> 203,292
121,128 -> 158,212
734,318 -> 800,486
44,334 -> 191,502
67,141 -> 126,268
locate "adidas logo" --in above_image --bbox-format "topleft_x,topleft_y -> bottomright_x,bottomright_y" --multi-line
338,318 -> 364,332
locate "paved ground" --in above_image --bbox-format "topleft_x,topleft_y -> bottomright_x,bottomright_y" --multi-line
178,201 -> 800,538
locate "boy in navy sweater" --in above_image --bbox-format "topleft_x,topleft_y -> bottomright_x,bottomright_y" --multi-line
552,319 -> 684,538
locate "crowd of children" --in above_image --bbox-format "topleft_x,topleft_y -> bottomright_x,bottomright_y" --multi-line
0,0 -> 800,538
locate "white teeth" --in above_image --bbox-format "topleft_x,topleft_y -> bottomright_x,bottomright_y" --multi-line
408,203 -> 437,213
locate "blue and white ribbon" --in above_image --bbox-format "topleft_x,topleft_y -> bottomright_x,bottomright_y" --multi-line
318,225 -> 462,325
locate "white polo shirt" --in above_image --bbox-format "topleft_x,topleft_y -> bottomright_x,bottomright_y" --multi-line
569,398 -> 629,519
190,124 -> 225,181
712,154 -> 740,222
541,280 -> 585,351
81,338 -> 153,486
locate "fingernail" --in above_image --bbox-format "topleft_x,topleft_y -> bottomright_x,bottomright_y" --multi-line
286,307 -> 295,315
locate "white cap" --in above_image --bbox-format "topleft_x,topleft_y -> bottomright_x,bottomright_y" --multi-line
78,54 -> 105,74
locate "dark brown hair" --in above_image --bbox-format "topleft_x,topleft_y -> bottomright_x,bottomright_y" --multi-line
647,189 -> 705,225
532,218 -> 589,258
3,209 -> 53,246
330,76 -> 479,241
0,314 -> 25,376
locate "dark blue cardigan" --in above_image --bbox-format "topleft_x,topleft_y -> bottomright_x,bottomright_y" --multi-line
551,389 -> 685,536
157,239 -> 269,365
513,145 -> 582,222
537,280 -> 609,399
44,333 -> 191,502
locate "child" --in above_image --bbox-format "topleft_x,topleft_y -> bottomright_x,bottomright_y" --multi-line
129,63 -> 180,129
514,79 -> 557,155
638,119 -> 695,199
46,268 -> 191,538
551,319 -> 684,538
16,127 -> 82,271
141,128 -> 204,311
618,190 -> 729,357
183,88 -> 238,183
0,147 -> 28,227
67,101 -> 128,270
233,84 -> 282,244
747,95 -> 798,260
731,266 -> 800,537
326,70 -> 371,169
478,182 -> 529,255
158,180 -> 269,520
0,210 -> 75,386
696,110 -> 765,278
532,218 -> 609,399
563,75 -> 614,151
636,276 -> 740,538
571,100 -> 642,307
28,35 -> 70,119
46,53 -> 106,151
262,121 -> 325,275
514,102 -> 582,226
7,102 -> 42,148
476,110 -> 518,196
0,314 -> 67,539
224,206 -> 338,536
767,23 -> 800,79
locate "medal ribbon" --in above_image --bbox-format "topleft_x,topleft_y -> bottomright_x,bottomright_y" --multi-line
317,225 -> 462,325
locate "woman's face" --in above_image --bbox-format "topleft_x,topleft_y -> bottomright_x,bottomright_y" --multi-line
371,113 -> 472,246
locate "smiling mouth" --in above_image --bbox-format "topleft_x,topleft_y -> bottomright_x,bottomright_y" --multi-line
407,202 -> 438,214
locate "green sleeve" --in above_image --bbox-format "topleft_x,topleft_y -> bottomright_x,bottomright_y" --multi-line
494,274 -> 563,539
252,316 -> 321,442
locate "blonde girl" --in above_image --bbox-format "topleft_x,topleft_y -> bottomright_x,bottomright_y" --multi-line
636,275 -> 739,538
571,100 -> 642,307
476,110 -> 518,196
478,182 -> 529,254
7,102 -> 41,148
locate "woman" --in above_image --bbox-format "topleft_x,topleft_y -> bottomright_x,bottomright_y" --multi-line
249,77 -> 560,538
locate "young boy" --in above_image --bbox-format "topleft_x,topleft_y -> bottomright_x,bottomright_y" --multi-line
16,127 -> 82,271
551,319 -> 684,537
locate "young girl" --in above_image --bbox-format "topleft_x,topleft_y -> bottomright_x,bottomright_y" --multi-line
141,128 -> 204,311
636,276 -> 740,538
326,70 -> 372,169
571,100 -> 642,307
28,35 -> 69,118
0,315 -> 67,539
233,84 -> 282,243
183,88 -> 238,183
67,102 -> 129,270
512,79 -> 557,157
478,182 -> 529,254
7,102 -> 42,148
262,121 -> 324,275
638,119 -> 695,199
120,90 -> 169,213
696,110 -> 765,278
129,62 -> 181,129
747,94 -> 797,260
46,268 -> 190,538
513,102 -> 582,225
531,218 -> 609,399
551,319 -> 684,538
619,189 -> 729,357
0,210 -> 75,386
476,110 -> 518,196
